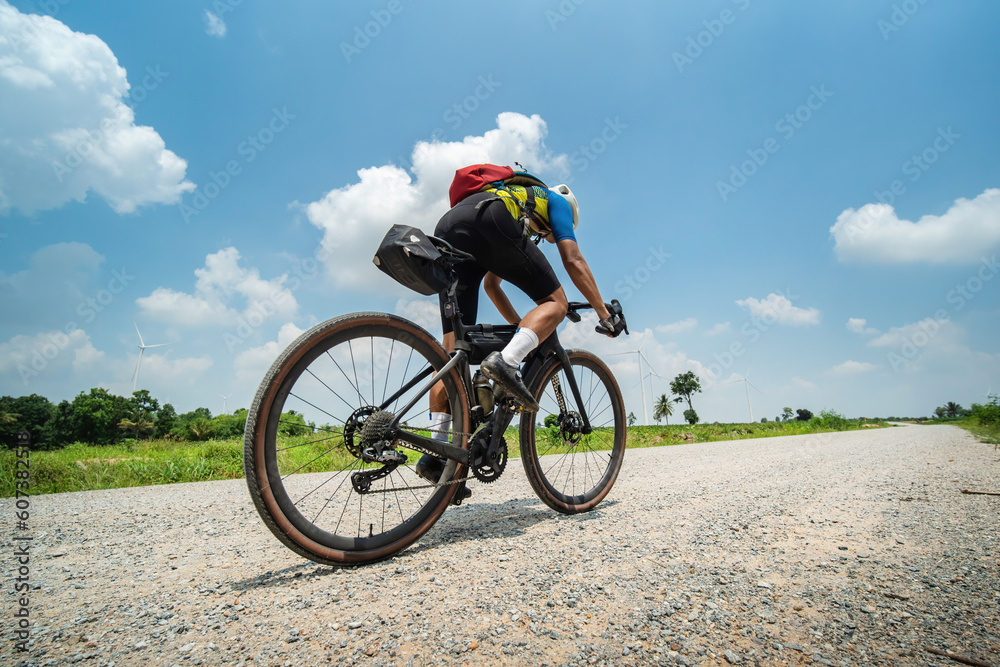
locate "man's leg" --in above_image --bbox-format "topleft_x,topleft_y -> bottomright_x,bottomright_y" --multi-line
481,287 -> 568,411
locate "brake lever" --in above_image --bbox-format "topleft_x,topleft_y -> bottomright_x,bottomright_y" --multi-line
608,299 -> 629,335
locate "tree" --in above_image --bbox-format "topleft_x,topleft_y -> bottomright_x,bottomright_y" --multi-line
796,408 -> 813,421
683,408 -> 699,425
0,394 -> 55,448
40,400 -> 74,448
70,388 -> 131,445
653,394 -> 676,424
943,402 -> 965,419
121,390 -> 159,439
278,410 -> 311,436
627,412 -> 636,427
669,372 -> 702,413
761,417 -> 768,423
154,403 -> 177,437
781,407 -> 794,422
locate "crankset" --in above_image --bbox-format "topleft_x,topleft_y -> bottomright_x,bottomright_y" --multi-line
469,422 -> 507,483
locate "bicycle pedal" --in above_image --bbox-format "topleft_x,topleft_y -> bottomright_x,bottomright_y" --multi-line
450,484 -> 472,506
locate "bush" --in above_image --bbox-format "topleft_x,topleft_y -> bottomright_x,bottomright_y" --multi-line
971,396 -> 999,425
812,409 -> 849,430
683,409 -> 699,425
796,409 -> 813,421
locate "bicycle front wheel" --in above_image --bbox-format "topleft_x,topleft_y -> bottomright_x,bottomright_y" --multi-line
520,349 -> 626,514
244,313 -> 470,565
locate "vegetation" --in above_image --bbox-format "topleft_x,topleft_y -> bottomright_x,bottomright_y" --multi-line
0,387 -> 317,451
945,395 -> 1000,445
653,393 -> 679,424
1,412 -> 890,497
670,372 -> 701,424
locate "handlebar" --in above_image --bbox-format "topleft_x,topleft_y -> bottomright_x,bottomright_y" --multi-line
565,299 -> 626,328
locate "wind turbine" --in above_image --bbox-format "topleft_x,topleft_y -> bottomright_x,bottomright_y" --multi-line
645,368 -> 675,424
609,332 -> 653,425
131,322 -> 173,395
727,362 -> 763,423
220,394 -> 232,415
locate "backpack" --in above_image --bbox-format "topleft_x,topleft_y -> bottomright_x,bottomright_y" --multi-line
372,225 -> 451,296
448,163 -> 550,235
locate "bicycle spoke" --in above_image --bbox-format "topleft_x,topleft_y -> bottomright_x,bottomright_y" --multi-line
246,314 -> 467,561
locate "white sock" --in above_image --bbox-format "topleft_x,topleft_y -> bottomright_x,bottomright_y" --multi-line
501,327 -> 539,367
429,411 -> 451,443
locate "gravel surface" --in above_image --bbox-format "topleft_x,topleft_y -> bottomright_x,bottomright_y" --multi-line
4,424 -> 999,667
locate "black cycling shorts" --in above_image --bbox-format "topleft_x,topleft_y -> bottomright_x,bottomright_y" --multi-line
434,192 -> 561,334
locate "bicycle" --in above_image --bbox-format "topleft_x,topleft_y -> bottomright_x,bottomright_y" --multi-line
243,235 -> 628,565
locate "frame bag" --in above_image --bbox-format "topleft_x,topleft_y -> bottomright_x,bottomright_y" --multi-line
372,225 -> 451,296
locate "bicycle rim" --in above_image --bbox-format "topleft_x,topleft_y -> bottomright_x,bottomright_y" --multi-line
521,349 -> 626,513
244,313 -> 469,565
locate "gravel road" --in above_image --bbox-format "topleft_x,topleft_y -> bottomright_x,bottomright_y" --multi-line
5,424 -> 999,667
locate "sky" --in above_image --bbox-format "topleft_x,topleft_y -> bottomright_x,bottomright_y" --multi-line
1,0 -> 999,424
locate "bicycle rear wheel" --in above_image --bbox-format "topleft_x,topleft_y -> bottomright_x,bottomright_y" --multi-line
244,313 -> 470,565
520,349 -> 626,513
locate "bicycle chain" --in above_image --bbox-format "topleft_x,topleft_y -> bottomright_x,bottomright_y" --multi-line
354,425 -> 477,495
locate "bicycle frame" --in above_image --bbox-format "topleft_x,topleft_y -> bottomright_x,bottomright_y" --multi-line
384,279 -> 597,467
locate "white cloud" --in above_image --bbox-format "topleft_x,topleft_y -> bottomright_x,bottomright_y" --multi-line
204,10 -> 227,37
846,318 -> 879,336
304,112 -> 569,290
828,360 -> 877,376
791,377 -> 815,390
394,298 -> 442,338
0,326 -> 211,400
0,1 -> 194,214
706,322 -> 731,336
0,328 -> 101,386
234,322 -> 305,385
830,188 -> 1000,264
735,293 -> 820,326
656,318 -> 697,335
136,247 -> 298,328
867,317 -> 952,349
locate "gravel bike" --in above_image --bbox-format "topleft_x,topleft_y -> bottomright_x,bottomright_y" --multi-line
244,236 -> 627,565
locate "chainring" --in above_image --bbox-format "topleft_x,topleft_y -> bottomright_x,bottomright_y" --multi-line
470,426 -> 507,484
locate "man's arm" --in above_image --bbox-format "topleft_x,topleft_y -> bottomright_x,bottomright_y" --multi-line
484,272 -> 521,325
556,240 -> 611,321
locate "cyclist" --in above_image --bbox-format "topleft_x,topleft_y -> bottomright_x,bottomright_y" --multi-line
418,176 -> 626,484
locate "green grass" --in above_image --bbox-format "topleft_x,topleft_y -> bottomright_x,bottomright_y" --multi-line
956,419 -> 1000,446
0,418 -> 887,497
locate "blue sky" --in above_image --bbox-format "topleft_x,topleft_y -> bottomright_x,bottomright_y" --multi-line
2,0 -> 998,423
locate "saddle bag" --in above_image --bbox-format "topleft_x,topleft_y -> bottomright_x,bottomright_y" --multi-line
372,225 -> 451,296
